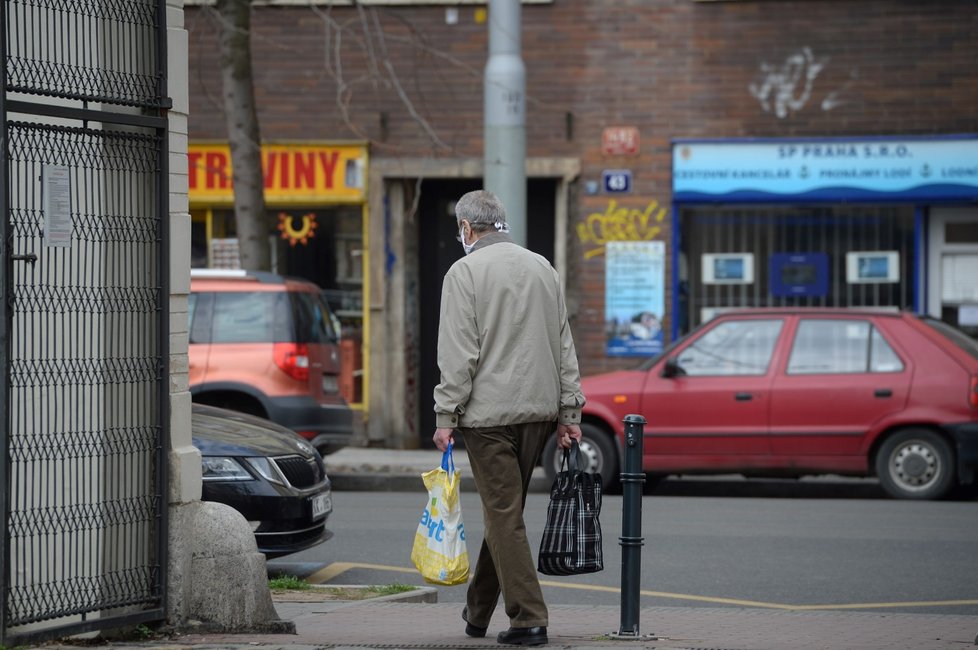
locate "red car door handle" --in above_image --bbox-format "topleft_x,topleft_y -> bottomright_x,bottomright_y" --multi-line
874,388 -> 893,398
734,392 -> 753,401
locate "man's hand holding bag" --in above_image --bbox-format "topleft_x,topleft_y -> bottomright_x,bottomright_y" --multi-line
411,442 -> 469,585
537,440 -> 604,576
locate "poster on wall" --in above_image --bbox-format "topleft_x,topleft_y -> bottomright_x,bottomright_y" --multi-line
605,241 -> 665,357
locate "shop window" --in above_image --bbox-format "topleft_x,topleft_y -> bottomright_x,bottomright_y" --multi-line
680,206 -> 915,332
945,222 -> 978,244
191,211 -> 209,268
194,205 -> 366,404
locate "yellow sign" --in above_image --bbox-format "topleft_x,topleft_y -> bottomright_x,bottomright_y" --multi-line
277,212 -> 318,246
188,143 -> 367,204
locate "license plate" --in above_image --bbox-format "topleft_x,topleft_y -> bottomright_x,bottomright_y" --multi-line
311,493 -> 331,520
322,375 -> 338,393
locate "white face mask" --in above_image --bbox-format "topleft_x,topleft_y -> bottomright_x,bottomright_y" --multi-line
459,226 -> 476,255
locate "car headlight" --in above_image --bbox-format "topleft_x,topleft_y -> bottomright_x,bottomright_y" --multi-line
245,457 -> 288,486
202,457 -> 252,482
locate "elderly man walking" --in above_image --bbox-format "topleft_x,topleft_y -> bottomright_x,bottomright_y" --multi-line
432,189 -> 585,647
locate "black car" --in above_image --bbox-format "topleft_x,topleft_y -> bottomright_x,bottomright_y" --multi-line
192,403 -> 333,557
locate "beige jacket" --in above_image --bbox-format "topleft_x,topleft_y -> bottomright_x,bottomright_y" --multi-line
434,232 -> 585,429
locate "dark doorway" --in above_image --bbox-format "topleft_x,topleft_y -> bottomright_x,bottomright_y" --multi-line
417,179 -> 557,445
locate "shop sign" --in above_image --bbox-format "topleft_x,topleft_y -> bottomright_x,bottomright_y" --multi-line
188,143 -> 367,204
602,126 -> 640,156
673,136 -> 978,202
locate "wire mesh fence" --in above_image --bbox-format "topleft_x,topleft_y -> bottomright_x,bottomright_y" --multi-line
4,0 -> 164,107
3,122 -> 165,633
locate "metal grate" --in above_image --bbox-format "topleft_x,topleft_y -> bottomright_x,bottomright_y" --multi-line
274,455 -> 324,489
3,122 -> 165,631
681,205 -> 916,331
4,0 -> 164,107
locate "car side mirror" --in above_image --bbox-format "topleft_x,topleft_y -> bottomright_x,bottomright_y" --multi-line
661,356 -> 686,378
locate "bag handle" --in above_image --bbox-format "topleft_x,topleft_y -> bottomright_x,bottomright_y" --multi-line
560,440 -> 582,474
441,442 -> 456,474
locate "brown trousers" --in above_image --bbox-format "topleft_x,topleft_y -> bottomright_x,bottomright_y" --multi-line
460,421 -> 552,629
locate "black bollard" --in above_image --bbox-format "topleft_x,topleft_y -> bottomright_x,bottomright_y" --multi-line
613,414 -> 651,640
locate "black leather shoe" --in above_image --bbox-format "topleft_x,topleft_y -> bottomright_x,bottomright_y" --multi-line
496,626 -> 548,646
462,608 -> 487,638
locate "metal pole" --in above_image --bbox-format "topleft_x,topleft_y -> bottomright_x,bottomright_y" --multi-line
613,414 -> 651,640
483,0 -> 526,246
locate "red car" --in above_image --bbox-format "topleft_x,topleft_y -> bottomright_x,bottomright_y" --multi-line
544,309 -> 978,500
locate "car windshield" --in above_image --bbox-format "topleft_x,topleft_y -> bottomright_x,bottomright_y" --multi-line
922,317 -> 978,361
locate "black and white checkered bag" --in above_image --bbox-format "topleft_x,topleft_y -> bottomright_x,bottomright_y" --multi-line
537,441 -> 603,576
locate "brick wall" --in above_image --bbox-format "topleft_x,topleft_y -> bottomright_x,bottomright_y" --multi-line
186,0 -> 978,376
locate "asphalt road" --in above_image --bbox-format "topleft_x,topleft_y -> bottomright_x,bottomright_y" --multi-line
270,484 -> 978,616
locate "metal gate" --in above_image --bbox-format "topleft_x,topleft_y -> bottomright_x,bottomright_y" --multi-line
0,0 -> 169,643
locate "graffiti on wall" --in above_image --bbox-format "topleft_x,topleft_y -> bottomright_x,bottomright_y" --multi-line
749,47 -> 828,118
577,199 -> 667,260
749,47 -> 859,118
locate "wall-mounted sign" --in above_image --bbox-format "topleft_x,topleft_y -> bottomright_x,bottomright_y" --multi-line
602,126 -> 640,156
277,212 -> 319,247
702,253 -> 754,284
602,169 -> 632,193
605,241 -> 665,357
42,165 -> 72,248
846,251 -> 900,284
770,252 -> 829,297
189,143 -> 368,205
673,136 -> 978,202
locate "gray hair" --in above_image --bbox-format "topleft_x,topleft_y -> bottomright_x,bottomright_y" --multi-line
455,190 -> 508,233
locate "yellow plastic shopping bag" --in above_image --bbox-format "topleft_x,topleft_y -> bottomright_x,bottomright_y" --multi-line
410,443 -> 469,585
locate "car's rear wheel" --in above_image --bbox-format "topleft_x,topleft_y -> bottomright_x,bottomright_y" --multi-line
875,429 -> 956,500
542,423 -> 619,492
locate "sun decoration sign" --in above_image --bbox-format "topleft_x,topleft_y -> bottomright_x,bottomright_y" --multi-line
277,212 -> 318,246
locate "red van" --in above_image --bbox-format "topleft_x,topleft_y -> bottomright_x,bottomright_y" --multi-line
544,309 -> 978,500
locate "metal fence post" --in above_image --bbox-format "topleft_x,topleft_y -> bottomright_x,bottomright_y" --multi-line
612,414 -> 654,640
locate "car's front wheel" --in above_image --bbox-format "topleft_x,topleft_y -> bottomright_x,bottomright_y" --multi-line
542,423 -> 619,492
875,429 -> 956,500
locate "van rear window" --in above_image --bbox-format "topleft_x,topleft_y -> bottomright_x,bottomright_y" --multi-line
292,293 -> 339,344
922,317 -> 978,361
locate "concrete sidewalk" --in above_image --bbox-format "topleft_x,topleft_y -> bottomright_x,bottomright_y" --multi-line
79,598 -> 978,650
38,446 -> 976,650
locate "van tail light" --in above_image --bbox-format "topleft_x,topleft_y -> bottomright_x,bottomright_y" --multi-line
274,343 -> 310,381
971,376 -> 978,408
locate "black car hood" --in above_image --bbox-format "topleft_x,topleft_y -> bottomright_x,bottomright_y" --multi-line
192,404 -> 318,458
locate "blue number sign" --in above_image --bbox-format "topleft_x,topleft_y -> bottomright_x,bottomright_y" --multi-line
602,169 -> 632,194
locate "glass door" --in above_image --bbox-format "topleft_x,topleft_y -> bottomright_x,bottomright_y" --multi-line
928,207 -> 978,339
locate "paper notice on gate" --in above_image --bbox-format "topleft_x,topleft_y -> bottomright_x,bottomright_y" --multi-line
43,165 -> 72,248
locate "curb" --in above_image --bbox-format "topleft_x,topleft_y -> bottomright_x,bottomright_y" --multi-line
310,584 -> 439,604
330,473 -> 550,493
